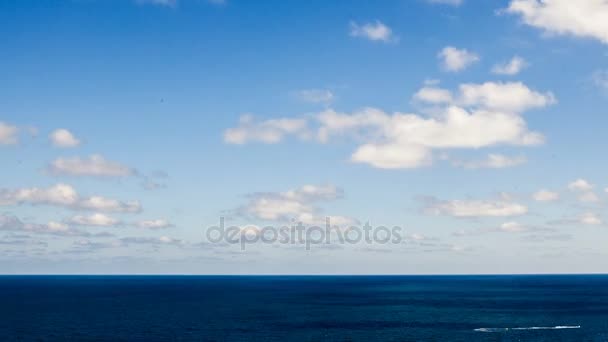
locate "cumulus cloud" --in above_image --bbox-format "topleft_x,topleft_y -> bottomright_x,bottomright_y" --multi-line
0,214 -> 113,237
120,236 -> 183,246
226,81 -> 554,169
532,189 -> 559,202
505,0 -> 608,45
349,21 -> 396,43
568,178 -> 599,203
0,122 -> 18,145
414,81 -> 556,113
295,89 -> 334,105
580,212 -> 602,225
453,154 -> 526,169
133,219 -> 174,229
49,129 -> 80,148
492,56 -> 528,75
0,183 -> 141,213
67,213 -> 120,227
438,46 -> 479,72
238,184 -> 355,226
425,197 -> 528,217
224,114 -> 309,144
47,155 -> 135,178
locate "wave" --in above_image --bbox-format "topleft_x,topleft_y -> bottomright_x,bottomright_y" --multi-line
475,326 -> 580,332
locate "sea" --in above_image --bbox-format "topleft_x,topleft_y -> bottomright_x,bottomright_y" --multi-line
1,275 -> 607,341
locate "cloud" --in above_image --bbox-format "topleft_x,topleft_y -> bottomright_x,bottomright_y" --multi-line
224,114 -> 309,144
226,81 -> 553,169
47,155 -> 135,178
426,0 -> 463,5
0,214 -> 113,237
294,89 -> 334,105
453,154 -> 526,169
505,0 -> 608,45
492,56 -> 528,75
49,129 -> 81,148
0,122 -> 18,145
438,46 -> 479,72
456,82 -> 556,112
133,219 -> 174,229
349,21 -> 396,43
414,81 -> 556,113
568,179 -> 594,192
239,184 -> 355,226
0,183 -> 142,213
120,236 -> 183,246
425,197 -> 528,217
532,189 -> 560,202
413,87 -> 453,104
67,213 -> 120,227
580,212 -> 602,225
567,178 -> 599,203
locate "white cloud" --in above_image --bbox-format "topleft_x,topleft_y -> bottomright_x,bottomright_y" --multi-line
505,0 -> 608,45
457,82 -> 556,112
0,214 -> 112,237
349,21 -> 396,43
120,236 -> 182,246
568,178 -> 594,192
438,46 -> 479,72
0,122 -> 18,145
68,213 -> 120,227
413,87 -> 453,104
580,212 -> 602,225
427,198 -> 528,217
227,81 -> 553,169
224,114 -> 309,144
0,183 -> 141,213
532,189 -> 560,202
134,219 -> 173,229
500,221 -> 527,232
240,184 -> 354,226
567,179 -> 599,203
295,89 -> 334,105
454,154 -> 526,169
49,129 -> 80,148
426,0 -> 463,5
492,56 -> 528,75
48,155 -> 134,177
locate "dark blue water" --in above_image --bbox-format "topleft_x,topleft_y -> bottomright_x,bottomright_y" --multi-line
1,275 -> 608,341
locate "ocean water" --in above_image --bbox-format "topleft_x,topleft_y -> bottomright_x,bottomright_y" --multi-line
1,275 -> 608,341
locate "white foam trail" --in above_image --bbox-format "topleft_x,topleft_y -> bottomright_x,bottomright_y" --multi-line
475,325 -> 580,332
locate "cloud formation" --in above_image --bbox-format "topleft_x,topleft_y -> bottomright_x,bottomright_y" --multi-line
438,46 -> 479,72
350,21 -> 396,43
295,89 -> 334,105
426,198 -> 528,217
239,184 -> 355,226
532,189 -> 559,202
505,0 -> 608,45
47,155 -> 135,178
492,56 -> 528,75
0,183 -> 141,213
49,129 -> 80,148
453,154 -> 526,169
0,122 -> 18,145
224,114 -> 309,144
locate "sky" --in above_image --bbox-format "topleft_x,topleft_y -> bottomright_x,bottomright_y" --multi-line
1,0 -> 608,274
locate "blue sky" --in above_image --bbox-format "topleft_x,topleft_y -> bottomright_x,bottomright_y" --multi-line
1,0 -> 608,274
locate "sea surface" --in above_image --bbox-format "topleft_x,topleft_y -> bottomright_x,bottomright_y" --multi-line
1,275 -> 608,341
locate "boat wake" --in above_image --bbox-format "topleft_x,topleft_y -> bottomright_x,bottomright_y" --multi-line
474,326 -> 580,332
